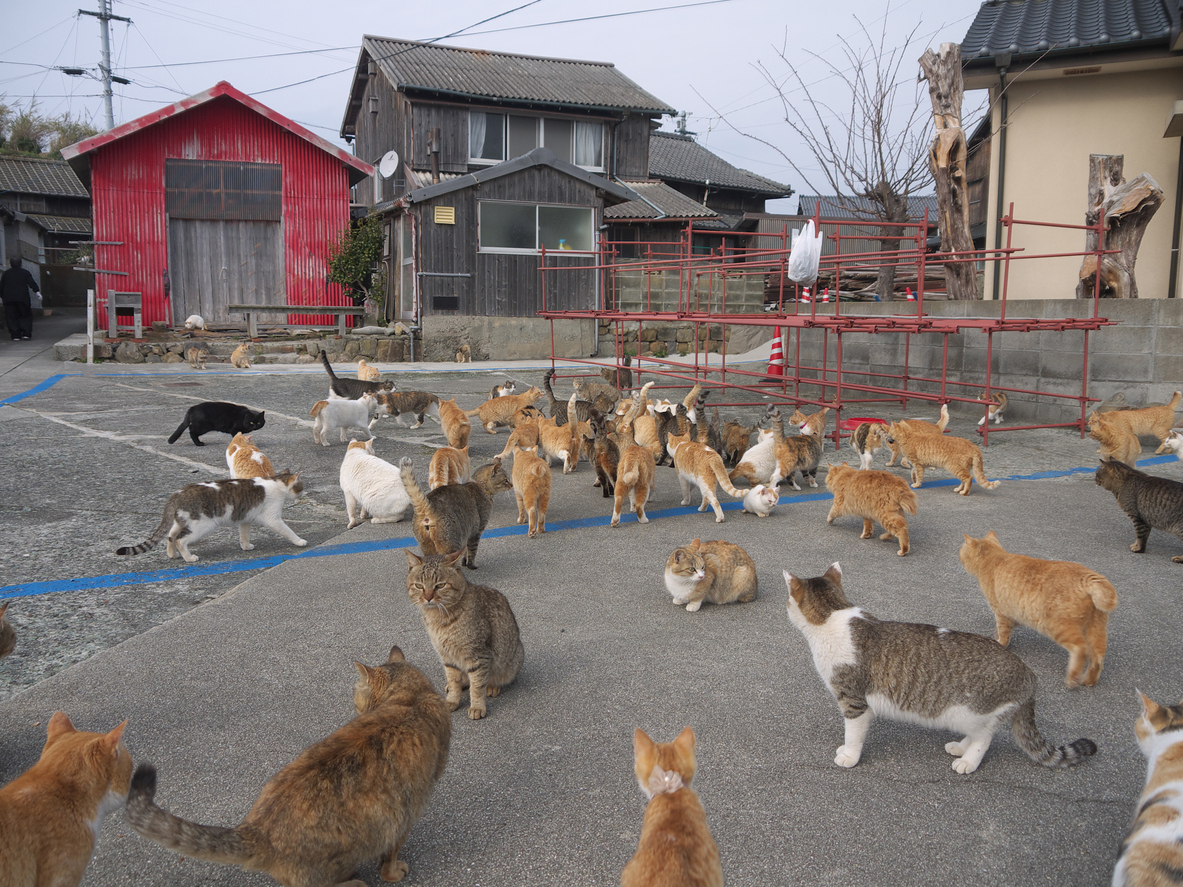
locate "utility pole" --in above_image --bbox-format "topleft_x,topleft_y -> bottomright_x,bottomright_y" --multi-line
79,0 -> 131,131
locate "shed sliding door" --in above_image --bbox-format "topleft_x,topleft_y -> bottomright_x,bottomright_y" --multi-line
167,219 -> 284,324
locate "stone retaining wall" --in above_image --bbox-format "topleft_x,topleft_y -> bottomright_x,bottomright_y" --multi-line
54,331 -> 414,365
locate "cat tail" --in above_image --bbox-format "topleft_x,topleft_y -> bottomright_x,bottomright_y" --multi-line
900,487 -> 919,516
115,506 -> 174,556
542,369 -> 559,407
1168,390 -> 1182,410
712,458 -> 743,499
463,408 -> 482,418
1084,574 -> 1119,614
125,764 -> 257,865
936,403 -> 950,432
318,349 -> 341,381
971,451 -> 1001,490
167,413 -> 189,444
619,462 -> 641,487
399,457 -> 431,516
1010,700 -> 1097,768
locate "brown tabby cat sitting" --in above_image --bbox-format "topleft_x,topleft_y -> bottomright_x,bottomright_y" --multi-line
621,727 -> 723,887
126,646 -> 450,885
0,712 -> 133,887
400,456 -> 513,569
406,548 -> 524,719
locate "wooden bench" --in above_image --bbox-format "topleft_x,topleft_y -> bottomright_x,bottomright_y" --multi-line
227,303 -> 366,338
107,291 -> 143,339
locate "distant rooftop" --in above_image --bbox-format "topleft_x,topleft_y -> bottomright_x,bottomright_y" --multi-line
0,156 -> 88,199
795,194 -> 939,221
649,131 -> 791,197
604,180 -> 720,221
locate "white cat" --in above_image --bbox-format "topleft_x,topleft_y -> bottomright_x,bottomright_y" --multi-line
311,393 -> 379,446
729,428 -> 776,487
1163,429 -> 1183,461
339,439 -> 411,528
742,483 -> 779,517
184,314 -> 205,330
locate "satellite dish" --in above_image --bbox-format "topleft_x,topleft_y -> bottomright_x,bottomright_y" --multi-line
377,150 -> 400,179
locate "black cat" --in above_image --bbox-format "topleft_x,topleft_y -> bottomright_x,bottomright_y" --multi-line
318,351 -> 394,399
167,402 -> 265,446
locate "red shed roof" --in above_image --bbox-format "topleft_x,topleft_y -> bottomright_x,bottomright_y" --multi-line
62,81 -> 373,188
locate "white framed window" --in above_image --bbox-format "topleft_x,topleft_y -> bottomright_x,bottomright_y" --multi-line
574,121 -> 605,170
479,201 -> 594,253
469,111 -> 506,165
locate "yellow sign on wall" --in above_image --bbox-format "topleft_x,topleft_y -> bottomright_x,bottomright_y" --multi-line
434,206 -> 455,225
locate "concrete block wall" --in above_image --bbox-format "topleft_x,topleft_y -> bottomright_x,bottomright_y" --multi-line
782,299 -> 1183,423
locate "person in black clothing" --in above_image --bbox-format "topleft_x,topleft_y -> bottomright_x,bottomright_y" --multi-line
0,256 -> 39,340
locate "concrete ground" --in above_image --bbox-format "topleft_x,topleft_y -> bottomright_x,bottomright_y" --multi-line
2,313 -> 1182,887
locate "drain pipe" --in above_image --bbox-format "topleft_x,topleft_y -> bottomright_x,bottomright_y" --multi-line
1169,131 -> 1183,299
991,53 -> 1011,302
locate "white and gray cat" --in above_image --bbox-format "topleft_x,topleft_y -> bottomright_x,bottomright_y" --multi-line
116,472 -> 306,562
784,563 -> 1097,774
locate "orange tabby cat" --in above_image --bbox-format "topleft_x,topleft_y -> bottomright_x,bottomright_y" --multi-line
438,397 -> 472,449
428,445 -> 471,489
825,462 -> 919,556
0,712 -> 133,887
887,421 -> 999,495
511,444 -> 551,537
621,727 -> 723,887
959,531 -> 1118,687
885,404 -> 949,467
1090,391 -> 1182,454
664,539 -> 758,611
225,432 -> 275,480
611,415 -> 656,527
1088,413 -> 1143,467
230,342 -> 253,369
536,395 -> 581,473
667,418 -> 743,523
356,357 -> 380,382
468,386 -> 544,434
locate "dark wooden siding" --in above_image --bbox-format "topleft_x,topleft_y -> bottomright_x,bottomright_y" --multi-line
613,114 -> 651,179
353,74 -> 405,205
410,104 -> 469,174
967,130 -> 992,231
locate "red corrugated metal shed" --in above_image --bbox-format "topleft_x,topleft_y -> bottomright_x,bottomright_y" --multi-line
62,81 -> 374,330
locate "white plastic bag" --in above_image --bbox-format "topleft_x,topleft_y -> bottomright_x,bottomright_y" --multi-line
787,219 -> 821,285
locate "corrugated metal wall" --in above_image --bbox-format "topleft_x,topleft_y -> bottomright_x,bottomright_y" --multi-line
90,96 -> 355,329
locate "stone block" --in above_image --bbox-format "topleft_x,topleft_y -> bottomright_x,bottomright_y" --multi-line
998,349 -> 1040,377
360,337 -> 377,358
1039,350 -> 1087,381
1153,355 -> 1183,387
640,329 -> 657,342
163,353 -> 184,363
1090,325 -> 1154,354
1090,353 -> 1152,383
676,330 -> 692,343
115,341 -> 144,363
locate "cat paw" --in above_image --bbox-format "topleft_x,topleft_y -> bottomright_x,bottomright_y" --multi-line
447,697 -> 462,712
240,542 -> 255,551
293,539 -> 307,547
945,740 -> 967,756
610,518 -> 621,527
714,514 -> 725,523
348,520 -> 362,529
686,601 -> 703,612
468,705 -> 487,720
952,757 -> 980,775
182,553 -> 199,563
399,457 -> 413,470
637,514 -> 648,523
380,859 -> 409,883
834,746 -> 861,768
1173,556 -> 1183,564
486,685 -> 502,697
1131,542 -> 1145,553
860,529 -> 873,539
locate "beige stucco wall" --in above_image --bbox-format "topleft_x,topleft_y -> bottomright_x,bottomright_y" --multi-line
982,65 -> 1183,300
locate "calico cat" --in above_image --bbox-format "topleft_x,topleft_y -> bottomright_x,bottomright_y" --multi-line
721,419 -> 757,467
784,563 -> 1097,773
1113,693 -> 1183,887
0,602 -> 13,659
977,389 -> 1008,426
0,713 -> 132,887
186,346 -> 208,369
126,646 -> 450,885
884,405 -> 949,467
468,386 -> 545,434
824,462 -> 918,556
1089,414 -> 1142,467
116,472 -> 306,562
667,415 -> 743,522
428,445 -> 471,489
510,445 -> 551,537
168,401 -> 265,446
400,456 -> 513,569
225,432 -> 274,480
601,354 -> 632,391
849,421 -> 887,470
621,727 -> 723,887
542,368 -> 593,426
664,539 -> 757,611
789,404 -> 830,437
230,343 -> 253,369
405,548 -> 524,719
377,390 -> 441,428
1163,429 -> 1183,461
311,392 -> 378,445
612,425 -> 656,527
958,531 -> 1117,687
339,439 -> 411,528
769,406 -> 823,490
490,380 -> 516,399
742,483 -> 779,518
1090,391 -> 1182,453
356,357 -> 380,381
887,422 -> 999,495
1095,459 -> 1183,563
318,350 -> 394,399
438,398 -> 472,449
587,409 -> 620,497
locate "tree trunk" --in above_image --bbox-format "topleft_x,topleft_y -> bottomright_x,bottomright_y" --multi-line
1076,154 -> 1164,299
872,184 -> 907,301
919,42 -> 977,300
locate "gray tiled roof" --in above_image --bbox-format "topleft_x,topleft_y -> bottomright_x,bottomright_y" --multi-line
27,213 -> 92,234
362,36 -> 675,114
0,156 -> 89,198
796,194 -> 939,221
604,180 -> 720,221
961,0 -> 1178,63
649,132 -> 791,196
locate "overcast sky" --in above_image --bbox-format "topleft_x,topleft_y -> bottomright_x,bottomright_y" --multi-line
3,0 -> 989,213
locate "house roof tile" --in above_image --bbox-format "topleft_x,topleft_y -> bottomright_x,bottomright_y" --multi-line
961,0 -> 1179,65
796,194 -> 939,222
604,180 -> 720,220
649,132 -> 791,196
27,213 -> 92,235
0,156 -> 89,199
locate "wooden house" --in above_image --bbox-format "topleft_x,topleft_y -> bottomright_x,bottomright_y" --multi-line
62,81 -> 372,330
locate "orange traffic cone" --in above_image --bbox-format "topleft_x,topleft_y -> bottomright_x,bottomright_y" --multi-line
906,287 -> 915,301
767,327 -> 784,378
821,287 -> 830,303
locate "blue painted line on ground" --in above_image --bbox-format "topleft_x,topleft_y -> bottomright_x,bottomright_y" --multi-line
0,373 -> 79,405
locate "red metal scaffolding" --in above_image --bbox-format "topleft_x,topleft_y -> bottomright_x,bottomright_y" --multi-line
538,202 -> 1117,449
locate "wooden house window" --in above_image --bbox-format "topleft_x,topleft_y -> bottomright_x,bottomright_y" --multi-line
165,160 -> 281,221
469,112 -> 605,171
469,112 -> 506,165
479,200 -> 593,253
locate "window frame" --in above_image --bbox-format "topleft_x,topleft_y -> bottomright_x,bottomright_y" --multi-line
478,200 -> 595,255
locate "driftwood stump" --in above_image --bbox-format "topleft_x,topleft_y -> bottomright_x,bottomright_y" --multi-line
919,42 -> 977,301
1076,154 -> 1163,299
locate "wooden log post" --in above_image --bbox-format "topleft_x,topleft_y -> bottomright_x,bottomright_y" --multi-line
919,42 -> 977,300
1077,154 -> 1164,298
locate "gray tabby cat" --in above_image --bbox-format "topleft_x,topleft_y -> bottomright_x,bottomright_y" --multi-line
115,472 -> 306,562
399,456 -> 513,569
405,548 -> 524,720
784,563 -> 1097,774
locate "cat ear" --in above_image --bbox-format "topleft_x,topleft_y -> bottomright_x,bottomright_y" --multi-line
443,548 -> 466,568
824,562 -> 843,581
46,710 -> 76,740
405,550 -> 424,568
782,569 -> 796,590
354,661 -> 373,679
633,728 -> 655,760
386,645 -> 405,664
673,726 -> 696,755
100,720 -> 128,752
985,530 -> 999,542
